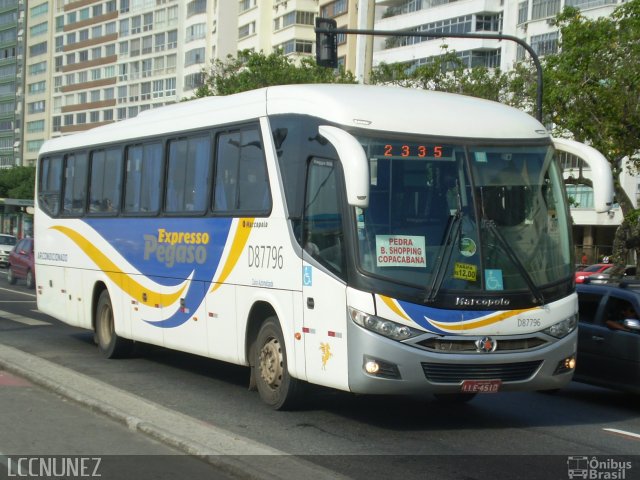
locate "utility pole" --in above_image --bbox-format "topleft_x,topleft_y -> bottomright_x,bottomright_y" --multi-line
354,0 -> 375,84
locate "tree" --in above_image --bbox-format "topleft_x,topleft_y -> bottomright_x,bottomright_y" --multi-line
193,50 -> 356,97
0,167 -> 35,199
369,46 -> 537,110
543,1 -> 640,266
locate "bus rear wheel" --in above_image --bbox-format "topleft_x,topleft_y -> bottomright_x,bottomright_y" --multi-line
95,290 -> 131,359
253,316 -> 302,410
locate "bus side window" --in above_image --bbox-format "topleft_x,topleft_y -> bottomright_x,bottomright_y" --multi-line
214,127 -> 270,214
303,158 -> 345,277
165,135 -> 211,214
125,144 -> 164,214
63,152 -> 88,216
89,147 -> 122,214
238,130 -> 270,211
39,156 -> 63,216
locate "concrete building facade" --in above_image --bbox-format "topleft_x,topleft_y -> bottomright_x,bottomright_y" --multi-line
0,0 -> 22,168
20,0 -> 239,167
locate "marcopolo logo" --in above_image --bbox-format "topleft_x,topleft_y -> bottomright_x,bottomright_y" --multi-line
144,228 -> 210,268
567,456 -> 632,479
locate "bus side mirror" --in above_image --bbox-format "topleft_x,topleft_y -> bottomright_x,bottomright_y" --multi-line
318,125 -> 369,208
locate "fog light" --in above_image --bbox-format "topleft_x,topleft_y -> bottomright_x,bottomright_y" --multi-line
362,356 -> 401,379
365,361 -> 380,374
554,355 -> 576,374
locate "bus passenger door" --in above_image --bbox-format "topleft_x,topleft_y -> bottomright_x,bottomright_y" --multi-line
301,158 -> 349,391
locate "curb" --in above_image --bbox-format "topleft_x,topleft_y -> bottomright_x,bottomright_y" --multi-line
0,343 -> 349,480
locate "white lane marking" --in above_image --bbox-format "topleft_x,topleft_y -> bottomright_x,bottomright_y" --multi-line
0,309 -> 50,326
603,428 -> 640,441
0,287 -> 36,298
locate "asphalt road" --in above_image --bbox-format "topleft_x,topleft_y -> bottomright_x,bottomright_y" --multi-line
0,274 -> 638,480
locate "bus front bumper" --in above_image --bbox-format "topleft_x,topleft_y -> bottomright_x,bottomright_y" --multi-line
346,321 -> 577,396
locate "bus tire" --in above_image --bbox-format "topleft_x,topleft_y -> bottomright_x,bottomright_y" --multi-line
95,290 -> 131,359
25,270 -> 35,289
7,268 -> 16,285
433,393 -> 477,403
253,316 -> 302,410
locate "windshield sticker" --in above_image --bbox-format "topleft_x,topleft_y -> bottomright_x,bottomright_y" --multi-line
459,237 -> 477,257
485,269 -> 504,290
454,262 -> 477,281
474,152 -> 488,163
376,235 -> 426,268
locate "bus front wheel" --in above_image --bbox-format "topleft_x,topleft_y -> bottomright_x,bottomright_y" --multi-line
253,316 -> 302,410
95,290 -> 131,359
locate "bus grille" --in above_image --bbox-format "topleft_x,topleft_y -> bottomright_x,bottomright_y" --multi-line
421,360 -> 542,383
416,337 -> 547,353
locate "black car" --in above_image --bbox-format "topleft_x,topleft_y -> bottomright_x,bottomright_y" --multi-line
575,281 -> 640,394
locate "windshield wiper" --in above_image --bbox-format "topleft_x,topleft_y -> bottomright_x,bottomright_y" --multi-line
425,179 -> 465,304
424,210 -> 462,303
482,218 -> 545,305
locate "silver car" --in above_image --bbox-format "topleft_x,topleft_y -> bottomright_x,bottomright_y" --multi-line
0,234 -> 17,268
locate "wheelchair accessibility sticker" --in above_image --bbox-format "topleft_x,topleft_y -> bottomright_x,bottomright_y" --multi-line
485,269 -> 504,290
303,266 -> 312,286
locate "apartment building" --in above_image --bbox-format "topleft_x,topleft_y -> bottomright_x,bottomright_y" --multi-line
238,0 -> 318,61
373,0 -> 621,73
15,1 -> 628,162
22,0 -> 49,167
0,0 -> 21,168
20,0 -> 238,166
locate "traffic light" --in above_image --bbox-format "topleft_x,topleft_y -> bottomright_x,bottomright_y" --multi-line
315,17 -> 338,68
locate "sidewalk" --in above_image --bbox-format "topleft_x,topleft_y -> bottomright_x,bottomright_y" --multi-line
0,369 -> 232,480
0,343 -> 347,480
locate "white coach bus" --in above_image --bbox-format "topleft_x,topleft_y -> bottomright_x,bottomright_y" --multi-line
35,84 -> 578,409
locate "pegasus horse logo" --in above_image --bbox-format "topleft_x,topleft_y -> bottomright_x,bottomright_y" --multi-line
319,343 -> 332,369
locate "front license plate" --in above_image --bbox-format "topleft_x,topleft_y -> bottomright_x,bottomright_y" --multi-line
461,379 -> 501,393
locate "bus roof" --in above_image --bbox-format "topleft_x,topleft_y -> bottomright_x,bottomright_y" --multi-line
39,84 -> 548,156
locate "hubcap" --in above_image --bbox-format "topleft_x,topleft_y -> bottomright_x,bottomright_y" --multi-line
259,337 -> 283,389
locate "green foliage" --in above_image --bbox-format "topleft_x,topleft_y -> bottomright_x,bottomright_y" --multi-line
541,0 -> 640,265
369,46 -> 536,111
544,2 -> 640,170
0,167 -> 35,200
194,50 -> 356,97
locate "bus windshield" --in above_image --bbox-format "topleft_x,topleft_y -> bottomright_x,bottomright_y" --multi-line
355,136 -> 572,295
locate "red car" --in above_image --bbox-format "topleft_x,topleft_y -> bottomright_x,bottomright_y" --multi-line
7,237 -> 35,289
575,263 -> 610,284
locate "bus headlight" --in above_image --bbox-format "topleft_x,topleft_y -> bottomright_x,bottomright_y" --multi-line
543,314 -> 578,338
349,307 -> 422,341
